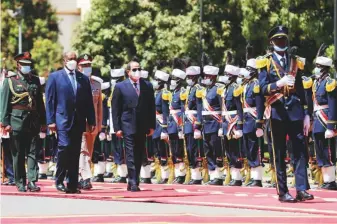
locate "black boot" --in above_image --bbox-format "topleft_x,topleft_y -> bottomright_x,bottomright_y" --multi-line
111,176 -> 127,183
103,172 -> 113,178
27,182 -> 41,192
321,181 -> 337,190
38,174 -> 48,179
249,180 -> 263,187
91,174 -> 104,182
205,178 -> 223,186
187,179 -> 202,185
229,180 -> 242,186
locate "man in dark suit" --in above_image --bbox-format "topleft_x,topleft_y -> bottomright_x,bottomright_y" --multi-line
111,60 -> 156,192
45,51 -> 95,194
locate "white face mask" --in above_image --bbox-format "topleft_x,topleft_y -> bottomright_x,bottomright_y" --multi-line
273,43 -> 288,52
131,70 -> 141,81
218,76 -> 230,84
20,66 -> 31,75
236,77 -> 243,85
82,67 -> 92,76
202,78 -> 212,86
66,60 -> 77,71
110,79 -> 117,87
152,80 -> 159,89
186,78 -> 195,86
241,69 -> 251,79
313,67 -> 323,78
170,80 -> 179,90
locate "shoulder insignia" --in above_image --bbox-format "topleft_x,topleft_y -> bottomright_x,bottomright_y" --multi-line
256,58 -> 268,69
326,77 -> 337,92
296,57 -> 306,70
180,88 -> 188,101
302,76 -> 313,89
196,87 -> 206,98
162,89 -> 172,101
253,83 -> 260,94
233,85 -> 244,97
216,86 -> 225,96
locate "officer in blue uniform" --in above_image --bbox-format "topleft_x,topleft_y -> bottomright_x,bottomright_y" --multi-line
151,69 -> 170,184
196,65 -> 223,185
257,25 -> 314,202
303,56 -> 337,190
240,59 -> 264,187
163,60 -> 187,184
182,66 -> 203,184
218,65 -> 244,186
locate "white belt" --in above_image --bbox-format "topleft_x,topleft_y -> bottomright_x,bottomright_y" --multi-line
170,109 -> 181,115
222,110 -> 237,116
185,110 -> 197,115
314,104 -> 329,112
243,107 -> 256,113
156,114 -> 163,119
202,111 -> 221,116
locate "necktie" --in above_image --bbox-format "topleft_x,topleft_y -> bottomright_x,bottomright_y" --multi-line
134,82 -> 139,96
280,57 -> 286,70
69,72 -> 76,94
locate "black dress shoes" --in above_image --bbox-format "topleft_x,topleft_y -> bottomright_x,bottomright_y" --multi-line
66,188 -> 81,194
56,183 -> 67,192
79,179 -> 93,190
321,181 -> 337,190
296,191 -> 314,201
17,185 -> 27,192
2,179 -> 15,186
205,178 -> 223,186
187,179 -> 202,185
249,180 -> 263,187
229,180 -> 242,187
173,176 -> 185,184
158,178 -> 168,184
92,174 -> 104,182
111,176 -> 127,183
27,182 -> 41,192
127,185 -> 141,192
279,192 -> 297,203
103,172 -> 113,178
38,174 -> 48,179
140,178 -> 152,184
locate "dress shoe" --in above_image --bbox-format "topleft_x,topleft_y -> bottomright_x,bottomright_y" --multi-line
27,182 -> 41,192
158,178 -> 168,184
187,179 -> 202,185
38,174 -> 48,179
92,174 -> 104,182
81,179 -> 93,190
103,172 -> 113,178
173,176 -> 185,184
2,179 -> 15,186
296,191 -> 314,201
321,181 -> 337,190
111,176 -> 127,183
151,171 -> 156,179
279,192 -> 297,203
127,185 -> 141,192
220,175 -> 227,180
205,178 -> 223,186
140,178 -> 152,184
56,183 -> 67,192
229,180 -> 242,186
17,185 -> 27,192
66,188 -> 81,194
249,180 -> 263,187
265,183 -> 277,188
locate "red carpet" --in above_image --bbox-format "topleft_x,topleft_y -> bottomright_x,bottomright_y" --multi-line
2,179 -> 337,223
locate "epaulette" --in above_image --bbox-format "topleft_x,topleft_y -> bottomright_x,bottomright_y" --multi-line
216,86 -> 225,96
253,80 -> 260,94
196,86 -> 206,98
296,57 -> 306,70
233,84 -> 244,97
180,87 -> 188,101
326,77 -> 337,92
6,71 -> 17,78
256,53 -> 272,69
302,76 -> 313,89
162,89 -> 172,101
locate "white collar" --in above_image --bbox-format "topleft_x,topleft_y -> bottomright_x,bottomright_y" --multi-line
129,78 -> 139,85
64,67 -> 75,75
274,52 -> 286,62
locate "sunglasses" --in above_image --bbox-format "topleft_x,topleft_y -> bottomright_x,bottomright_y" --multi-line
131,68 -> 141,72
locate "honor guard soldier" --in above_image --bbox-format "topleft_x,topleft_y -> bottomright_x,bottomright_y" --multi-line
0,52 -> 46,192
196,65 -> 223,185
152,69 -> 170,184
257,25 -> 313,202
218,65 -> 244,186
240,59 -> 264,187
182,66 -> 203,184
303,56 -> 337,190
77,54 -> 103,189
163,59 -> 187,184
139,70 -> 155,183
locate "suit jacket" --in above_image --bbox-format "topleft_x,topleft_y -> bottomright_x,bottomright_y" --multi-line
45,69 -> 95,132
111,79 -> 155,136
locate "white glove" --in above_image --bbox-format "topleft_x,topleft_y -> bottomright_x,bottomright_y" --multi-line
194,129 -> 202,139
106,134 -> 112,141
218,128 -> 224,137
178,131 -> 184,139
276,75 -> 295,88
325,129 -> 335,139
99,132 -> 106,141
256,128 -> 264,138
303,115 -> 310,136
39,132 -> 46,139
233,130 -> 243,139
161,132 -> 168,140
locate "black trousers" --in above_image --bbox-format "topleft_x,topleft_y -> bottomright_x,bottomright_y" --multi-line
1,138 -> 14,181
124,133 -> 146,186
142,136 -> 155,166
10,131 -> 38,187
314,132 -> 336,167
243,132 -> 261,168
224,137 -> 242,169
203,132 -> 223,171
153,137 -> 168,166
185,133 -> 204,168
55,125 -> 83,190
270,119 -> 309,196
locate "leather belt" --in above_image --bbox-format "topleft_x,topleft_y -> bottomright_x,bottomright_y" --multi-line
12,105 -> 34,111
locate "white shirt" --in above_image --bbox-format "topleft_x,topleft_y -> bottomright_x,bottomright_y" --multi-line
64,67 -> 77,91
129,78 -> 140,94
274,52 -> 287,68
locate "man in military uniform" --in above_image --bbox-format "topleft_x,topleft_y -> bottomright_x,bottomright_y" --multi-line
303,56 -> 337,190
257,26 -> 313,202
182,66 -> 203,184
0,52 -> 46,192
218,65 -> 244,186
196,65 -> 223,185
77,54 -> 103,189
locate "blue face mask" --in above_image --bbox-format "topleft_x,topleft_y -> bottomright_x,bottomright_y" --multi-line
273,44 -> 288,52
82,67 -> 92,76
20,66 -> 31,74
